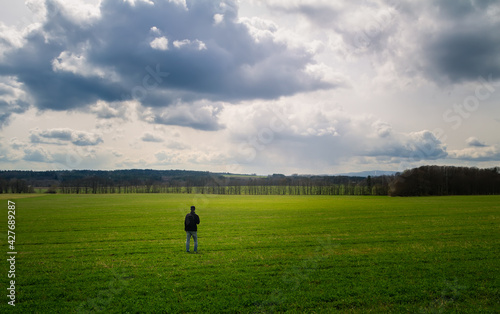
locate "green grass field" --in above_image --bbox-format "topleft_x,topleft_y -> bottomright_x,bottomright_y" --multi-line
1,194 -> 499,313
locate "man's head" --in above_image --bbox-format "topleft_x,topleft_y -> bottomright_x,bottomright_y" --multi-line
190,206 -> 195,212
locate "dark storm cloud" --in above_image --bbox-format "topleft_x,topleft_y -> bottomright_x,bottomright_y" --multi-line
412,0 -> 500,83
435,0 -> 498,18
424,21 -> 500,83
0,0 -> 333,129
0,12 -> 125,111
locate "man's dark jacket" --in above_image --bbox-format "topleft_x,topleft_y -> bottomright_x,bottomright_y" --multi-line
184,213 -> 200,231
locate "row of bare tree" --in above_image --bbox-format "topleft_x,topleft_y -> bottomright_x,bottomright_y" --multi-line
1,166 -> 499,196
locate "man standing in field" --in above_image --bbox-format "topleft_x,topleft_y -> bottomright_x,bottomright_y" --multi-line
185,206 -> 200,253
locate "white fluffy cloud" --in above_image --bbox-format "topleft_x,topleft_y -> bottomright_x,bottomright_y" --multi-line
448,138 -> 500,161
449,145 -> 500,162
219,100 -> 448,173
150,36 -> 169,50
90,101 -> 130,120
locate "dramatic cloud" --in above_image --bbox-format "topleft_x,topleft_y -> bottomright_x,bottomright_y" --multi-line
387,0 -> 500,84
421,0 -> 500,83
1,0 -> 499,173
0,0 -> 334,129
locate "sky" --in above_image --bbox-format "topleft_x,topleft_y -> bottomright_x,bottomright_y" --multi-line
0,0 -> 499,175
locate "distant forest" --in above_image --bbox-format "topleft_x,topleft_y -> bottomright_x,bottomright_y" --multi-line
1,166 -> 499,196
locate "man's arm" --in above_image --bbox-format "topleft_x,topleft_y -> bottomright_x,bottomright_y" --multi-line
195,214 -> 200,224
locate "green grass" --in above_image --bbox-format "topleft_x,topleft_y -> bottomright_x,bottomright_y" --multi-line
1,194 -> 499,313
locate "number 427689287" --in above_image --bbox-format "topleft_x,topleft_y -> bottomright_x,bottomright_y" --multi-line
8,201 -> 15,251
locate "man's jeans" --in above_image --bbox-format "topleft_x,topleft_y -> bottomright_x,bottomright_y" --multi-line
186,231 -> 198,252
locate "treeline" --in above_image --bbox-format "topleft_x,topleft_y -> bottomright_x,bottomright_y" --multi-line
0,178 -> 35,194
0,169 -> 389,195
389,165 -> 500,196
1,166 -> 499,196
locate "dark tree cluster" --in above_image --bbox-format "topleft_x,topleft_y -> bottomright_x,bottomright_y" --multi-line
0,170 -> 57,193
389,166 -> 500,196
0,170 -> 210,194
0,178 -> 35,194
1,166 -> 499,196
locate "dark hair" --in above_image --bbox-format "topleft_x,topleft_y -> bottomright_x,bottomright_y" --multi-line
190,206 -> 195,210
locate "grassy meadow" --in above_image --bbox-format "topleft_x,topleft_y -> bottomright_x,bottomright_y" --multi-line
1,194 -> 499,313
